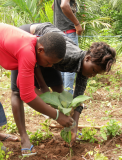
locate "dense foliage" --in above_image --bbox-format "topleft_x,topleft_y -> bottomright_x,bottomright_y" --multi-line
0,0 -> 122,54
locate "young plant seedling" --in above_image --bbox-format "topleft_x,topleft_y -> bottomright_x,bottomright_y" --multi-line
40,91 -> 90,116
40,90 -> 90,157
100,119 -> 122,141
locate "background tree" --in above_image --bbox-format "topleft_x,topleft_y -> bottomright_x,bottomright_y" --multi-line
0,0 -> 53,26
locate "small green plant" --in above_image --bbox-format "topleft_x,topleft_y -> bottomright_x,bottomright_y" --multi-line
60,129 -> 72,144
82,127 -> 98,143
0,142 -> 12,160
100,119 -> 122,140
6,118 -> 18,133
94,152 -> 108,160
60,129 -> 73,158
40,119 -> 53,139
40,91 -> 90,141
27,120 -> 53,145
86,118 -> 96,126
0,142 -> 5,160
29,129 -> 43,145
2,71 -> 11,78
40,91 -> 90,158
84,150 -> 108,160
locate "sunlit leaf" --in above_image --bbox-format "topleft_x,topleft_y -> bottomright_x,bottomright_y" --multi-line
69,95 -> 90,109
59,91 -> 73,108
39,92 -> 62,108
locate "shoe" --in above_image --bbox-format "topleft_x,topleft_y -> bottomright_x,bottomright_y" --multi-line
21,145 -> 37,156
76,133 -> 82,141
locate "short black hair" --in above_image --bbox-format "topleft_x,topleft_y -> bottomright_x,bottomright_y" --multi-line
86,42 -> 116,72
38,32 -> 66,59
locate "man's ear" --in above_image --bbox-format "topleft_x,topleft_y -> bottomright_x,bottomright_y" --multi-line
37,43 -> 44,54
85,55 -> 91,62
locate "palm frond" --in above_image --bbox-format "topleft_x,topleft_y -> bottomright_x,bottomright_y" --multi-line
116,42 -> 122,55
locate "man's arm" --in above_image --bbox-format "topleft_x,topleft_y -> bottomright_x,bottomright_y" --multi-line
74,71 -> 88,98
60,0 -> 83,35
34,66 -> 50,93
70,71 -> 88,146
28,95 -> 73,127
73,71 -> 88,121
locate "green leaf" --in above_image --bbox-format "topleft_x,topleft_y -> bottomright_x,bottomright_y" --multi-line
59,91 -> 73,108
60,129 -> 72,144
39,92 -> 62,108
58,106 -> 72,116
69,95 -> 90,109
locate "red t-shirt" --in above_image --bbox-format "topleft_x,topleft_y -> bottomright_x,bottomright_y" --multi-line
0,23 -> 37,103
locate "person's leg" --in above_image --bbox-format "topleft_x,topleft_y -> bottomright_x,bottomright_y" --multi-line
11,70 -> 36,154
60,72 -> 65,91
0,102 -> 19,154
67,32 -> 78,46
0,102 -> 7,127
11,91 -> 36,154
63,32 -> 78,95
64,72 -> 75,94
0,133 -> 19,142
0,102 -> 7,151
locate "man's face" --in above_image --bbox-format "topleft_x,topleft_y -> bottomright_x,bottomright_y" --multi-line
82,55 -> 104,78
36,43 -> 62,67
37,51 -> 62,67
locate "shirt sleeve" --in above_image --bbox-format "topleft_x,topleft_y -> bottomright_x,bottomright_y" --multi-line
16,46 -> 37,103
73,71 -> 88,114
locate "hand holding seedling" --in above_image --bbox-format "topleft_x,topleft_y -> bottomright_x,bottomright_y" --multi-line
57,112 -> 73,127
70,127 -> 77,147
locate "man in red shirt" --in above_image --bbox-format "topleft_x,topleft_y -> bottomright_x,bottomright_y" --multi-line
0,23 -> 74,155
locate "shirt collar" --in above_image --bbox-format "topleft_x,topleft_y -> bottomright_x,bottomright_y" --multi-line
76,51 -> 86,73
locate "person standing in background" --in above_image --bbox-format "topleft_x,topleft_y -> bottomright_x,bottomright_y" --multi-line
52,0 -> 83,94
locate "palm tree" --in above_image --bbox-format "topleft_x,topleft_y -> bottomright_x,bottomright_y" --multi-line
0,0 -> 53,24
109,0 -> 122,55
76,0 -> 112,50
110,0 -> 122,9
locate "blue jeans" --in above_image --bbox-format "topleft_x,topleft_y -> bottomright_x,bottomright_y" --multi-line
0,102 -> 7,126
61,32 -> 78,95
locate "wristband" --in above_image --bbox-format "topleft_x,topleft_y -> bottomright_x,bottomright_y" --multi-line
75,106 -> 83,114
75,22 -> 80,26
54,109 -> 59,121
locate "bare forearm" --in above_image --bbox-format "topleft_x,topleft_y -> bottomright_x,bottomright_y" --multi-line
28,95 -> 57,119
28,95 -> 73,127
34,67 -> 46,88
61,0 -> 79,25
34,67 -> 49,92
72,110 -> 80,131
70,110 -> 80,146
34,87 -> 42,96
